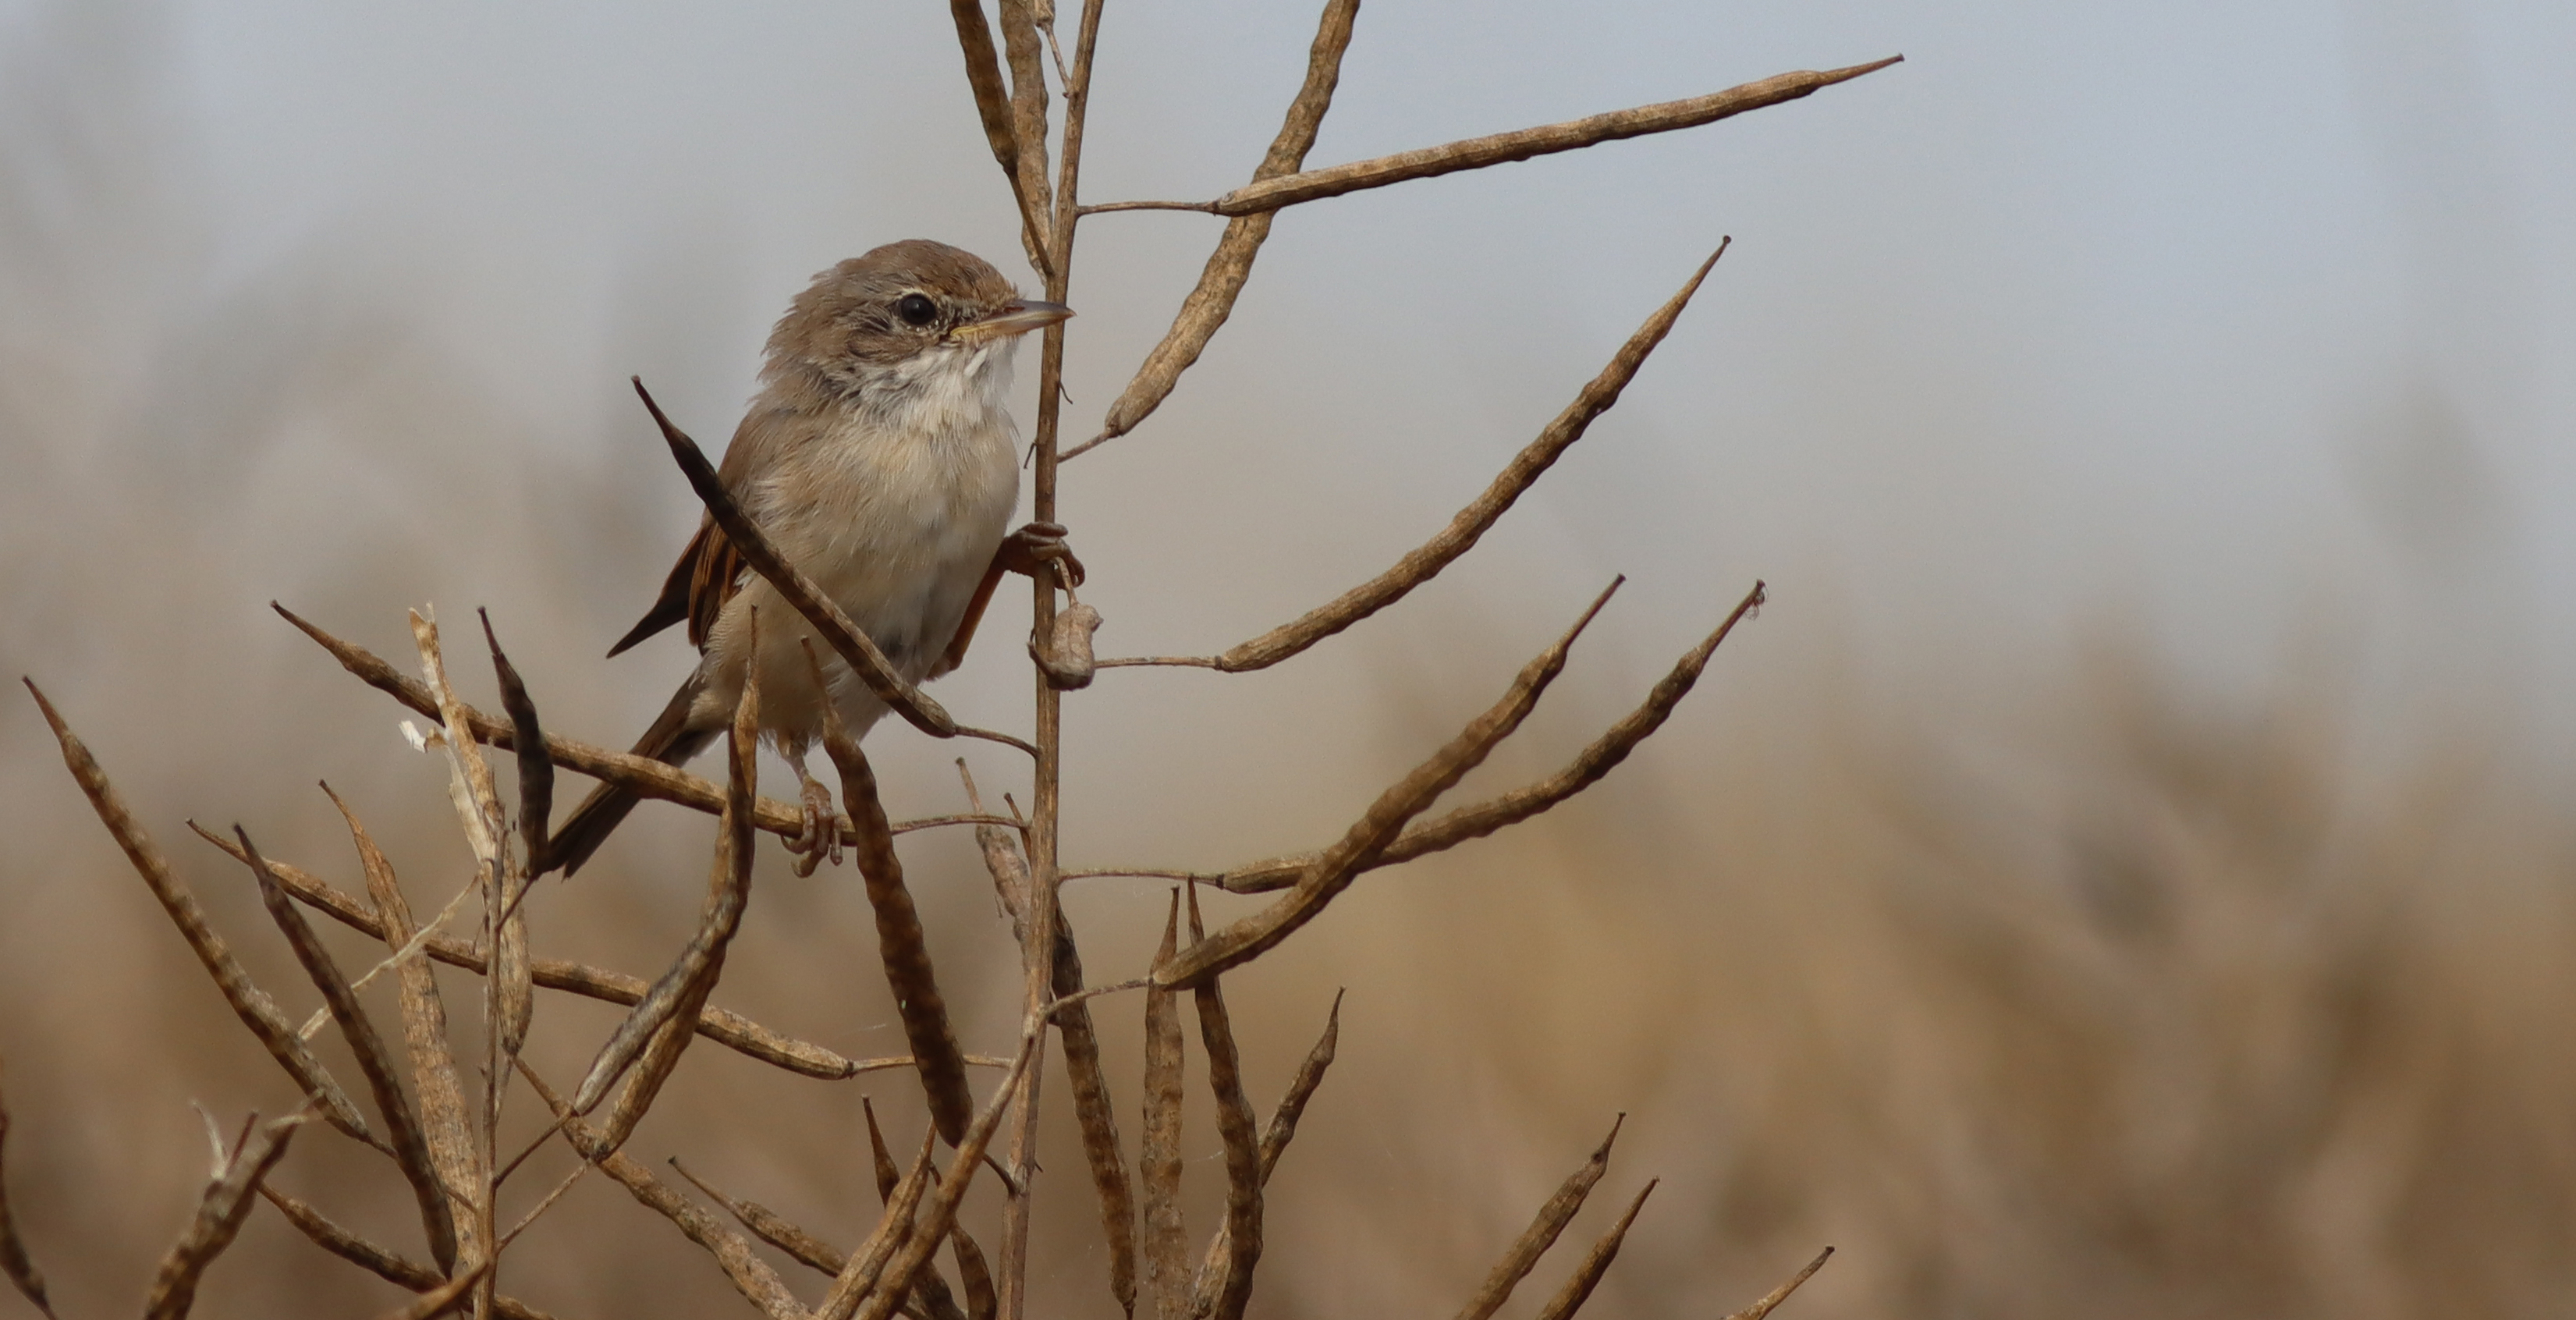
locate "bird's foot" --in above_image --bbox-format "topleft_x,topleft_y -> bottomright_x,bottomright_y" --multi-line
999,521 -> 1085,589
787,772 -> 843,878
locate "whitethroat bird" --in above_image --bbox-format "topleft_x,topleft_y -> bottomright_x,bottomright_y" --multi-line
547,240 -> 1079,877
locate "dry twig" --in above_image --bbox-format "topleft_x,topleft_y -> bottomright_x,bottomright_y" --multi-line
1455,1116 -> 1623,1320
1071,0 -> 1362,459
141,1109 -> 309,1320
1102,245 -> 1726,670
25,682 -> 383,1151
234,827 -> 459,1272
0,1060 -> 55,1320
1528,1180 -> 1655,1320
1139,894 -> 1187,1319
811,640 -> 974,1145
1158,580 -> 1621,987
260,1186 -> 559,1320
1217,580 -> 1765,891
1082,59 -> 1899,217
573,646 -> 759,1141
1726,1247 -> 1835,1320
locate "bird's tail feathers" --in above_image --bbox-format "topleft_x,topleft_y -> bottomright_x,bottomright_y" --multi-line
544,679 -> 716,878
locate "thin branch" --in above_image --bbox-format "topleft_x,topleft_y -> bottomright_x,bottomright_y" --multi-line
0,1059 -> 56,1320
860,1109 -> 971,1320
141,1109 -> 310,1320
946,0 -> 1053,279
1725,1247 -> 1834,1320
807,640 -> 975,1145
1103,58 -> 1901,218
1528,1180 -> 1655,1320
999,0 -> 1056,269
1068,0 -> 1364,460
260,1187 -> 558,1320
23,681 -> 383,1153
321,784 -> 484,1274
1184,887 -> 1263,1320
1051,909 -> 1137,1318
1139,893 -> 1187,1320
671,1159 -> 845,1277
1220,580 -> 1765,892
1158,580 -> 1620,988
235,827 -> 459,1273
370,1258 -> 491,1320
185,828 -> 923,1081
630,378 -> 960,738
479,611 -> 556,875
848,1026 -> 1044,1320
1454,1116 -> 1623,1320
518,1063 -> 809,1320
573,653 -> 759,1133
1219,243 -> 1724,671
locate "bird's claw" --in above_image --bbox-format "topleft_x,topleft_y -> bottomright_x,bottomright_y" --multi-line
787,773 -> 843,878
999,521 -> 1085,589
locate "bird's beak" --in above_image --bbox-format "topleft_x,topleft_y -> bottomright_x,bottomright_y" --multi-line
953,298 -> 1074,344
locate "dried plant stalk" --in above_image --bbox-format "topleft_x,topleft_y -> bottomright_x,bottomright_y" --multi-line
322,786 -> 484,1271
1528,1180 -> 1655,1320
1184,889 -> 1263,1320
820,1130 -> 939,1320
24,682 -> 383,1151
1170,246 -> 1725,672
1048,910 -> 1137,1316
949,1226 -> 997,1320
1454,1116 -> 1623,1320
279,604 -> 1029,839
1139,894 -> 1187,1319
0,1060 -> 55,1320
1160,580 -> 1620,988
849,1030 -> 1044,1320
821,726 -> 974,1144
370,1260 -> 491,1320
235,828 -> 459,1272
261,1186 -> 559,1320
1258,991 -> 1340,1178
633,378 -> 957,737
1219,580 -> 1765,892
1098,59 -> 1900,216
998,0 -> 1054,243
860,1109 -> 970,1320
1075,0 -> 1361,457
183,832 -> 881,1081
480,611 -> 557,878
671,1159 -> 846,1277
947,0 -> 1053,277
1725,1247 -> 1834,1320
577,656 -> 760,1134
1190,990 -> 1342,1298
520,1063 -> 808,1320
141,1109 -> 307,1320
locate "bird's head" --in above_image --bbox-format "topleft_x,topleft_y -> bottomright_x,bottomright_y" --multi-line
763,240 -> 1073,413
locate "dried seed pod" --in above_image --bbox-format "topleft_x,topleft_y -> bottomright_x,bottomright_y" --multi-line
1031,601 -> 1102,690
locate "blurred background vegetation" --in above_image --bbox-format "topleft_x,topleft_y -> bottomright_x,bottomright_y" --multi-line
2,1 -> 2571,1316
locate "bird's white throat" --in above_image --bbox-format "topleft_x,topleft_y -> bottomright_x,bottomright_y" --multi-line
868,336 -> 1019,446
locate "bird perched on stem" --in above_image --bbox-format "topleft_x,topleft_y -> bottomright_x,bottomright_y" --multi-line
548,240 -> 1079,877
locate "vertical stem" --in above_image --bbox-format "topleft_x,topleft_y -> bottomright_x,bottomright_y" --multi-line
999,6 -> 1105,1319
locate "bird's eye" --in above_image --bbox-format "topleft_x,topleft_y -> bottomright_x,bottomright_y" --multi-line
896,293 -> 938,328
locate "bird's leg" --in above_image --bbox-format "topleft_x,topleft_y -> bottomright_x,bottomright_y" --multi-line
995,520 -> 1085,587
935,521 -> 1086,676
782,743 -> 843,878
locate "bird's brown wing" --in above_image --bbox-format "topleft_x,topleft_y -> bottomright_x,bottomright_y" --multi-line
605,406 -> 803,659
605,517 -> 748,658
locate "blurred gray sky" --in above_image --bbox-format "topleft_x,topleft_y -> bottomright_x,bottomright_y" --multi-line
3,0 -> 2571,757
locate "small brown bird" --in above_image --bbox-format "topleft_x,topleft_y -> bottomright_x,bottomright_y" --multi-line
548,240 -> 1077,876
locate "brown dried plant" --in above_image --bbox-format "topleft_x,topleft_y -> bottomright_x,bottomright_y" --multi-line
5,6 -> 1895,1318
